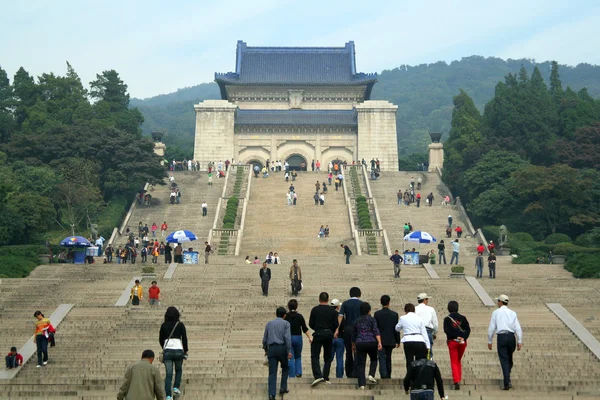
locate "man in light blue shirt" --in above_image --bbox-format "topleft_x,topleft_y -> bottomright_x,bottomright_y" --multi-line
263,307 -> 292,399
450,239 -> 460,265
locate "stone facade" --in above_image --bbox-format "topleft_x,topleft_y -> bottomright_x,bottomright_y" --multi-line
193,42 -> 398,171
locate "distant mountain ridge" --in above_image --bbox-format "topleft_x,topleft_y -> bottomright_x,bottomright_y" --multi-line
131,56 -> 600,156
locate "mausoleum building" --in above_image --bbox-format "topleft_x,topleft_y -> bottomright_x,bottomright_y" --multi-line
194,41 -> 398,171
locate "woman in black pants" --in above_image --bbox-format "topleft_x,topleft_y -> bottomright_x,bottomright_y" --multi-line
352,302 -> 382,389
159,307 -> 188,399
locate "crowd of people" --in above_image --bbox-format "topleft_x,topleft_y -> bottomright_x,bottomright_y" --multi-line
262,286 -> 523,400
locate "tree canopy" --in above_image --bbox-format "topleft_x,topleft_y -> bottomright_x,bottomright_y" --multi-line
0,63 -> 166,246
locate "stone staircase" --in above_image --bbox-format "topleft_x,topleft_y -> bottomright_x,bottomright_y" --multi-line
113,171 -> 224,249
239,171 -> 354,258
1,259 -> 600,399
370,171 -> 497,269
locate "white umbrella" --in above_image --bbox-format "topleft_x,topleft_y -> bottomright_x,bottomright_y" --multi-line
404,231 -> 437,243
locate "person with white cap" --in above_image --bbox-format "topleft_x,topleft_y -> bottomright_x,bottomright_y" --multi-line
330,299 -> 345,379
395,303 -> 430,371
415,293 -> 438,359
487,294 -> 523,390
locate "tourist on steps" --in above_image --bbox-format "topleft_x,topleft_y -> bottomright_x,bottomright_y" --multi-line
260,262 -> 272,296
403,353 -> 445,400
426,193 -> 434,207
395,304 -> 430,372
130,280 -> 143,306
159,307 -> 189,400
438,240 -> 446,264
374,295 -> 400,379
444,300 -> 471,390
450,240 -> 460,265
330,299 -> 345,379
309,292 -> 339,387
289,259 -> 302,296
390,250 -> 403,278
262,307 -> 292,400
117,350 -> 165,400
33,311 -> 54,368
488,294 -> 523,390
415,293 -> 438,359
285,299 -> 312,378
336,287 -> 363,378
341,244 -> 352,264
5,346 -> 23,369
352,302 -> 382,389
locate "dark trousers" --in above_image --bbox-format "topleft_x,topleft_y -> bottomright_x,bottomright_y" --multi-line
268,344 -> 289,397
410,389 -> 434,400
311,333 -> 333,380
489,265 -> 496,278
261,279 -> 269,295
36,334 -> 48,366
174,254 -> 183,263
403,341 -> 427,371
497,333 -> 516,388
165,253 -> 172,263
378,345 -> 395,378
343,329 -> 356,378
202,207 -> 207,216
355,342 -> 378,387
345,254 -> 350,264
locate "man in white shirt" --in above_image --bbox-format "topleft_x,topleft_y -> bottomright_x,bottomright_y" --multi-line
95,236 -> 105,255
487,294 -> 523,390
202,201 -> 208,217
415,293 -> 438,359
450,239 -> 460,264
395,303 -> 430,371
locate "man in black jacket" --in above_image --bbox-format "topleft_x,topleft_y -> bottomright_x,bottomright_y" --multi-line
374,295 -> 400,379
308,292 -> 339,387
404,355 -> 445,400
259,263 -> 272,296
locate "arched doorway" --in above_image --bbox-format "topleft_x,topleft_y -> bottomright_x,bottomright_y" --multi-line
286,154 -> 307,171
248,160 -> 263,170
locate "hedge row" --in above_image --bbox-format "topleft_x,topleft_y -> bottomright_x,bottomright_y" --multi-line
222,196 -> 239,229
356,196 -> 373,229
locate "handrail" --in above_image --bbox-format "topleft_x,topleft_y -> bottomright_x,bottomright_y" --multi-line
235,166 -> 253,256
342,167 -> 361,256
360,165 -> 390,255
119,182 -> 149,235
107,227 -> 119,247
208,167 -> 231,245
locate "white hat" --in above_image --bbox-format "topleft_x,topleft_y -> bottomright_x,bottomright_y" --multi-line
495,294 -> 509,303
330,299 -> 340,307
417,293 -> 431,301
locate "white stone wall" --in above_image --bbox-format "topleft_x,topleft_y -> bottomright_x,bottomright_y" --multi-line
356,101 -> 399,171
428,143 -> 444,171
193,100 -> 237,170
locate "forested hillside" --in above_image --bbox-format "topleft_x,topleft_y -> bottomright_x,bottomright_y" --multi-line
443,62 -> 600,277
131,56 -> 600,157
0,63 -> 166,275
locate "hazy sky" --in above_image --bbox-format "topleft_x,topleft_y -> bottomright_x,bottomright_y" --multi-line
2,0 -> 599,99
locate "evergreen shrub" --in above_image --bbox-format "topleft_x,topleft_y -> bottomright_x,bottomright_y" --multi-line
544,233 -> 572,245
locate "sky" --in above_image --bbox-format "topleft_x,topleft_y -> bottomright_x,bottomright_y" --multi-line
2,0 -> 600,99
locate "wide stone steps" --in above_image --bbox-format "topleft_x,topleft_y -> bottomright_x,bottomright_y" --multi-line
240,171 -> 354,256
112,171 -> 224,249
1,253 -> 600,398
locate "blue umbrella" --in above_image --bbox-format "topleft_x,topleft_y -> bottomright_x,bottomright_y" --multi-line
60,236 -> 92,247
166,230 -> 198,243
404,231 -> 437,244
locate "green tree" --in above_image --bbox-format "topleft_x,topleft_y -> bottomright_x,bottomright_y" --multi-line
460,150 -> 529,202
557,123 -> 600,169
512,164 -> 600,234
12,67 -> 39,126
0,66 -> 14,143
442,89 -> 483,192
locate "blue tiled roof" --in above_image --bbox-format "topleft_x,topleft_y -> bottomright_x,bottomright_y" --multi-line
235,110 -> 357,127
216,41 -> 377,99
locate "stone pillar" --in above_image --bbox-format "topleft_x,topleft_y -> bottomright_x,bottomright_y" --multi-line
356,101 -> 399,171
428,142 -> 444,172
194,100 -> 237,171
153,142 -> 166,157
315,134 -> 322,166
